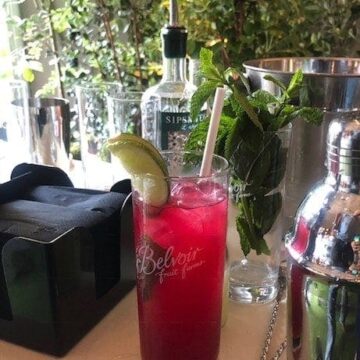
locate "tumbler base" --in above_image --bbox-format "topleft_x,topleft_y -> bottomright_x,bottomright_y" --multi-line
229,259 -> 278,304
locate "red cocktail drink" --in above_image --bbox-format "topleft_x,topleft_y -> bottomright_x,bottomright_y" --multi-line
132,152 -> 228,360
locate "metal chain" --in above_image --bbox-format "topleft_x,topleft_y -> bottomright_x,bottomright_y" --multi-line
271,339 -> 287,360
259,263 -> 287,360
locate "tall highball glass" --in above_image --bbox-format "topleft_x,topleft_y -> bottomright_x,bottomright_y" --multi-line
132,151 -> 229,360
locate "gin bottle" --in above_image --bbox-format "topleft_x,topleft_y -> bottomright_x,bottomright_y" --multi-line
141,0 -> 205,151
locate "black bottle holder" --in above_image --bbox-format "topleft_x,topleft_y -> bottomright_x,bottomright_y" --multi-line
0,164 -> 135,355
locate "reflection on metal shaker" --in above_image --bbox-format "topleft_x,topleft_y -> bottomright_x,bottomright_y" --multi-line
286,112 -> 360,360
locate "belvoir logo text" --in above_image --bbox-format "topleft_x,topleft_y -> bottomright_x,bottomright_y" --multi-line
136,244 -> 205,283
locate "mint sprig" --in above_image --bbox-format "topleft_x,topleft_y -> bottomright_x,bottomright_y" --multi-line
186,48 -> 323,256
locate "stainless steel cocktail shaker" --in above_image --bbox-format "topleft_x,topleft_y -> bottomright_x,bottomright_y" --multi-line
286,111 -> 360,360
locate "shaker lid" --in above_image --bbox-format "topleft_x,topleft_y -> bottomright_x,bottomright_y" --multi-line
327,112 -> 360,179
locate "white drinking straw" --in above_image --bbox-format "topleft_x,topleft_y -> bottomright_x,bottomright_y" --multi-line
200,87 -> 226,177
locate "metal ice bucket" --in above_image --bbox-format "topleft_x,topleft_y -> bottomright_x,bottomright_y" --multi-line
243,58 -> 360,225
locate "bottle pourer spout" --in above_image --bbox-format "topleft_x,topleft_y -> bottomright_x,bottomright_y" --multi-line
169,0 -> 179,26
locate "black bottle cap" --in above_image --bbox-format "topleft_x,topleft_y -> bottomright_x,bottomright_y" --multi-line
161,25 -> 187,58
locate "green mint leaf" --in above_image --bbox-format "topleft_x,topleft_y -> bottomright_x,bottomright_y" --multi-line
272,105 -> 323,130
237,72 -> 251,94
224,67 -> 237,83
229,93 -> 245,117
245,145 -> 271,187
261,137 -> 287,190
236,216 -> 252,257
258,238 -> 271,256
224,113 -> 245,160
299,84 -> 311,106
199,47 -> 213,66
231,128 -> 275,188
293,106 -> 323,126
199,48 -> 223,82
263,74 -> 287,92
287,69 -> 303,98
237,199 -> 268,255
190,80 -> 219,121
249,90 -> 279,128
250,192 -> 282,235
233,87 -> 263,131
268,104 -> 295,130
185,114 -> 235,158
224,67 -> 251,94
184,116 -> 209,153
215,115 -> 235,157
230,139 -> 257,182
250,89 -> 278,110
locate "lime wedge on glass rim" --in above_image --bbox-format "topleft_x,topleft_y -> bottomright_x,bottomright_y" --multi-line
107,133 -> 169,207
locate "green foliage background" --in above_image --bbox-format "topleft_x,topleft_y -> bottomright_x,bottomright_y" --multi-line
182,0 -> 360,65
4,0 -> 360,95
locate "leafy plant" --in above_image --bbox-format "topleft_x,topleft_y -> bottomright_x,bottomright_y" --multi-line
3,0 -> 167,95
185,48 -> 323,256
2,0 -> 358,162
3,0 -> 359,95
53,0 -> 166,92
181,0 -> 360,66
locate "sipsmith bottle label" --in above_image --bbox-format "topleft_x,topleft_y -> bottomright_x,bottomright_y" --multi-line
159,110 -> 207,150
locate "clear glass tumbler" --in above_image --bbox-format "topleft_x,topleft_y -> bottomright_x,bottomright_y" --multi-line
107,91 -> 145,182
107,91 -> 143,136
75,82 -> 122,189
228,125 -> 292,304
